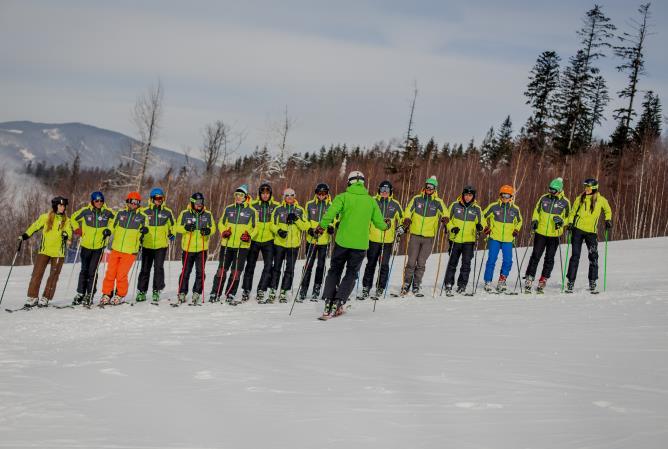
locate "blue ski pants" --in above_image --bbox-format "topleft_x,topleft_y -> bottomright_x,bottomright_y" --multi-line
483,239 -> 513,283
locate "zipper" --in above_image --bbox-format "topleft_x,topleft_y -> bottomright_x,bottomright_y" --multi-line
501,203 -> 507,241
460,204 -> 468,244
545,196 -> 556,235
419,195 -> 430,236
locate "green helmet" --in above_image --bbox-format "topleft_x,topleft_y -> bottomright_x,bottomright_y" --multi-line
425,176 -> 438,188
548,177 -> 563,193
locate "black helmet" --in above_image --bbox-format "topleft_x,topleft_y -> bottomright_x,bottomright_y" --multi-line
315,183 -> 330,194
190,192 -> 205,206
462,185 -> 476,197
378,180 -> 393,195
583,178 -> 599,191
51,196 -> 68,212
258,183 -> 272,197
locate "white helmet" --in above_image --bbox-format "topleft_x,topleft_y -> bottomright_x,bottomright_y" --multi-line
347,170 -> 365,185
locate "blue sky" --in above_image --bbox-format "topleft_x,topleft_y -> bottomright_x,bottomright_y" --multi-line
0,0 -> 665,157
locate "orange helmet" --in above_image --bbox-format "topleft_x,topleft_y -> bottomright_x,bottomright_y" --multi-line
127,191 -> 142,201
499,185 -> 514,196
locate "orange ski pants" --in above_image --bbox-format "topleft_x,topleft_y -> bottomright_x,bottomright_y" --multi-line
102,250 -> 136,297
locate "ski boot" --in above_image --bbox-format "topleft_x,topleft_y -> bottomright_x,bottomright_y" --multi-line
279,290 -> 288,303
483,282 -> 494,293
496,275 -> 507,293
372,288 -> 384,300
191,292 -> 201,305
565,280 -> 575,294
136,291 -> 147,302
36,297 -> 49,308
320,299 -> 336,319
589,280 -> 598,294
152,290 -> 160,302
358,287 -> 370,300
83,294 -> 92,307
399,284 -> 410,297
99,294 -> 111,305
311,284 -> 321,301
444,284 -> 454,297
241,290 -> 250,302
412,284 -> 424,297
208,293 -> 220,303
111,295 -> 123,305
257,290 -> 266,304
456,286 -> 466,295
177,292 -> 187,304
267,289 -> 276,304
72,293 -> 84,305
24,297 -> 38,308
227,294 -> 239,305
334,300 -> 346,316
537,276 -> 547,294
524,275 -> 534,294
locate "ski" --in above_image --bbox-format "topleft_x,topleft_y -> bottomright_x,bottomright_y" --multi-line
5,305 -> 34,313
53,304 -> 75,309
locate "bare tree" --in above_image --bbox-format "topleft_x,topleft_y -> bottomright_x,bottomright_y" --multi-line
200,121 -> 227,173
261,106 -> 296,181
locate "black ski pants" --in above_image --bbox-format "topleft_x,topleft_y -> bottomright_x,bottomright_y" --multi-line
271,246 -> 298,291
566,229 -> 598,283
137,247 -> 167,293
525,233 -> 560,279
244,240 -> 274,293
178,250 -> 206,294
443,242 -> 474,289
362,241 -> 393,290
211,247 -> 248,297
322,244 -> 366,304
300,243 -> 328,292
77,247 -> 103,296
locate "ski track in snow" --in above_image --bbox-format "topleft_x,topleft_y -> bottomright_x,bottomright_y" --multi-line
0,237 -> 667,449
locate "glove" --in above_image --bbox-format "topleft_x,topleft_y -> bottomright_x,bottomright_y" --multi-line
564,223 -> 572,231
286,213 -> 297,224
277,229 -> 288,238
102,229 -> 112,238
327,226 -> 335,235
440,216 -> 449,226
140,227 -> 149,235
396,225 -> 405,237
307,228 -> 315,237
73,228 -> 82,237
184,223 -> 196,232
483,227 -> 491,236
200,227 -> 211,236
221,228 -> 232,239
451,227 -> 460,235
240,231 -> 251,242
512,229 -> 519,237
62,231 -> 69,239
476,223 -> 483,233
20,233 -> 30,241
605,220 -> 612,230
168,233 -> 175,241
384,218 -> 391,228
531,220 -> 538,231
553,216 -> 563,229
402,218 -> 412,229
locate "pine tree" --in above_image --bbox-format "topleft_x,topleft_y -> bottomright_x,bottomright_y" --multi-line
524,50 -> 560,152
610,3 -> 652,154
495,116 -> 514,167
585,74 -> 610,144
479,127 -> 497,169
634,91 -> 662,144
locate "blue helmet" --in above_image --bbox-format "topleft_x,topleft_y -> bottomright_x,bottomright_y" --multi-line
90,191 -> 104,203
150,188 -> 165,199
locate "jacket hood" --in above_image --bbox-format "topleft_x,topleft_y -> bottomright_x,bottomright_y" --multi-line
419,189 -> 441,200
456,195 -> 479,207
347,183 -> 369,195
375,193 -> 396,201
280,199 -> 302,207
311,194 -> 332,204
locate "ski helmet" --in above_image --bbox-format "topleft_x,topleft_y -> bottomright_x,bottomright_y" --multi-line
190,192 -> 205,206
583,178 -> 599,191
462,185 -> 476,198
235,184 -> 249,195
378,180 -> 393,195
90,191 -> 104,203
51,196 -> 68,212
258,183 -> 272,197
548,177 -> 563,193
315,183 -> 330,195
425,176 -> 438,189
126,191 -> 141,201
283,188 -> 296,198
150,188 -> 165,199
499,185 -> 514,196
347,170 -> 365,185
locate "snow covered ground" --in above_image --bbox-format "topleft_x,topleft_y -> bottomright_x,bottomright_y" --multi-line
1,237 -> 667,449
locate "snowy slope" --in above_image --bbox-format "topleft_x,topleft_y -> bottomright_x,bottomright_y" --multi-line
0,237 -> 667,449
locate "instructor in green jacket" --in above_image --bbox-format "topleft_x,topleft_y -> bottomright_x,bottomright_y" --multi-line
315,170 -> 389,318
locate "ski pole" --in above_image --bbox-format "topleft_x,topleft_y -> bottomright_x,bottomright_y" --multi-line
224,245 -> 243,298
512,239 -> 523,294
373,226 -> 389,305
214,243 -> 231,301
513,236 -> 532,292
289,243 -> 317,316
88,237 -> 109,305
560,230 -> 571,292
603,229 -> 608,292
0,240 -> 22,307
64,240 -> 81,295
473,237 -> 487,295
439,237 -> 454,296
431,225 -> 446,298
177,227 -> 194,299
200,240 -> 207,304
383,238 -> 401,300
130,241 -> 143,302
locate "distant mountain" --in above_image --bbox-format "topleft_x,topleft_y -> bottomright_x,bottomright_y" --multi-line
0,121 -> 201,172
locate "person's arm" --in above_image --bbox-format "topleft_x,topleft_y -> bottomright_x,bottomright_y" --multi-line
319,194 -> 344,229
371,199 -> 388,230
173,210 -> 186,234
602,196 -> 612,221
208,211 -> 217,235
296,206 -> 310,231
24,213 -> 47,237
515,205 -> 523,232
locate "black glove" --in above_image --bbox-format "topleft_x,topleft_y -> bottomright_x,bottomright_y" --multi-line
531,220 -> 538,231
553,216 -> 563,229
307,228 -> 315,237
277,229 -> 288,238
440,216 -> 449,226
286,213 -> 297,224
21,233 -> 30,241
384,218 -> 391,228
168,233 -> 175,241
327,226 -> 335,235
402,218 -> 412,229
396,225 -> 405,237
512,229 -> 519,237
61,231 -> 69,240
475,223 -> 483,233
605,220 -> 612,230
184,223 -> 196,232
451,227 -> 460,235
140,227 -> 149,235
102,229 -> 112,238
200,227 -> 211,236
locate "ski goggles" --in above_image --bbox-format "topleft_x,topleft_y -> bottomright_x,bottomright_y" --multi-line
152,195 -> 164,201
583,179 -> 598,188
424,184 -> 435,191
234,192 -> 246,198
316,190 -> 329,196
379,186 -> 391,193
191,199 -> 204,206
548,187 -> 559,195
284,193 -> 296,198
500,193 -> 513,199
92,198 -> 104,203
126,199 -> 141,206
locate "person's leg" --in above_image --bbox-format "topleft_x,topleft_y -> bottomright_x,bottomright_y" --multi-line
242,241 -> 260,292
27,254 -> 49,299
280,247 -> 298,291
362,242 -> 381,289
102,251 -> 121,295
152,247 -> 167,291
541,237 -> 560,279
313,244 -> 327,288
42,257 -> 64,300
178,251 -> 196,294
137,247 -> 155,293
256,242 -> 274,292
211,247 -> 228,297
413,236 -> 433,288
444,243 -> 462,287
77,247 -> 93,295
499,242 -> 513,278
227,248 -> 248,296
584,232 -> 599,282
335,249 -> 366,304
566,230 -> 585,282
114,252 -> 137,297
403,236 -> 421,288
270,246 -> 286,290
192,251 -> 207,294
484,239 -> 501,283
525,234 -> 547,279
457,243 -> 475,288
300,243 -> 317,292
378,242 -> 393,291
322,244 -> 346,300
85,248 -> 103,296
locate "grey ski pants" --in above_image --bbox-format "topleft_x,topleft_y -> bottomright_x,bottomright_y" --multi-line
403,235 -> 433,288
